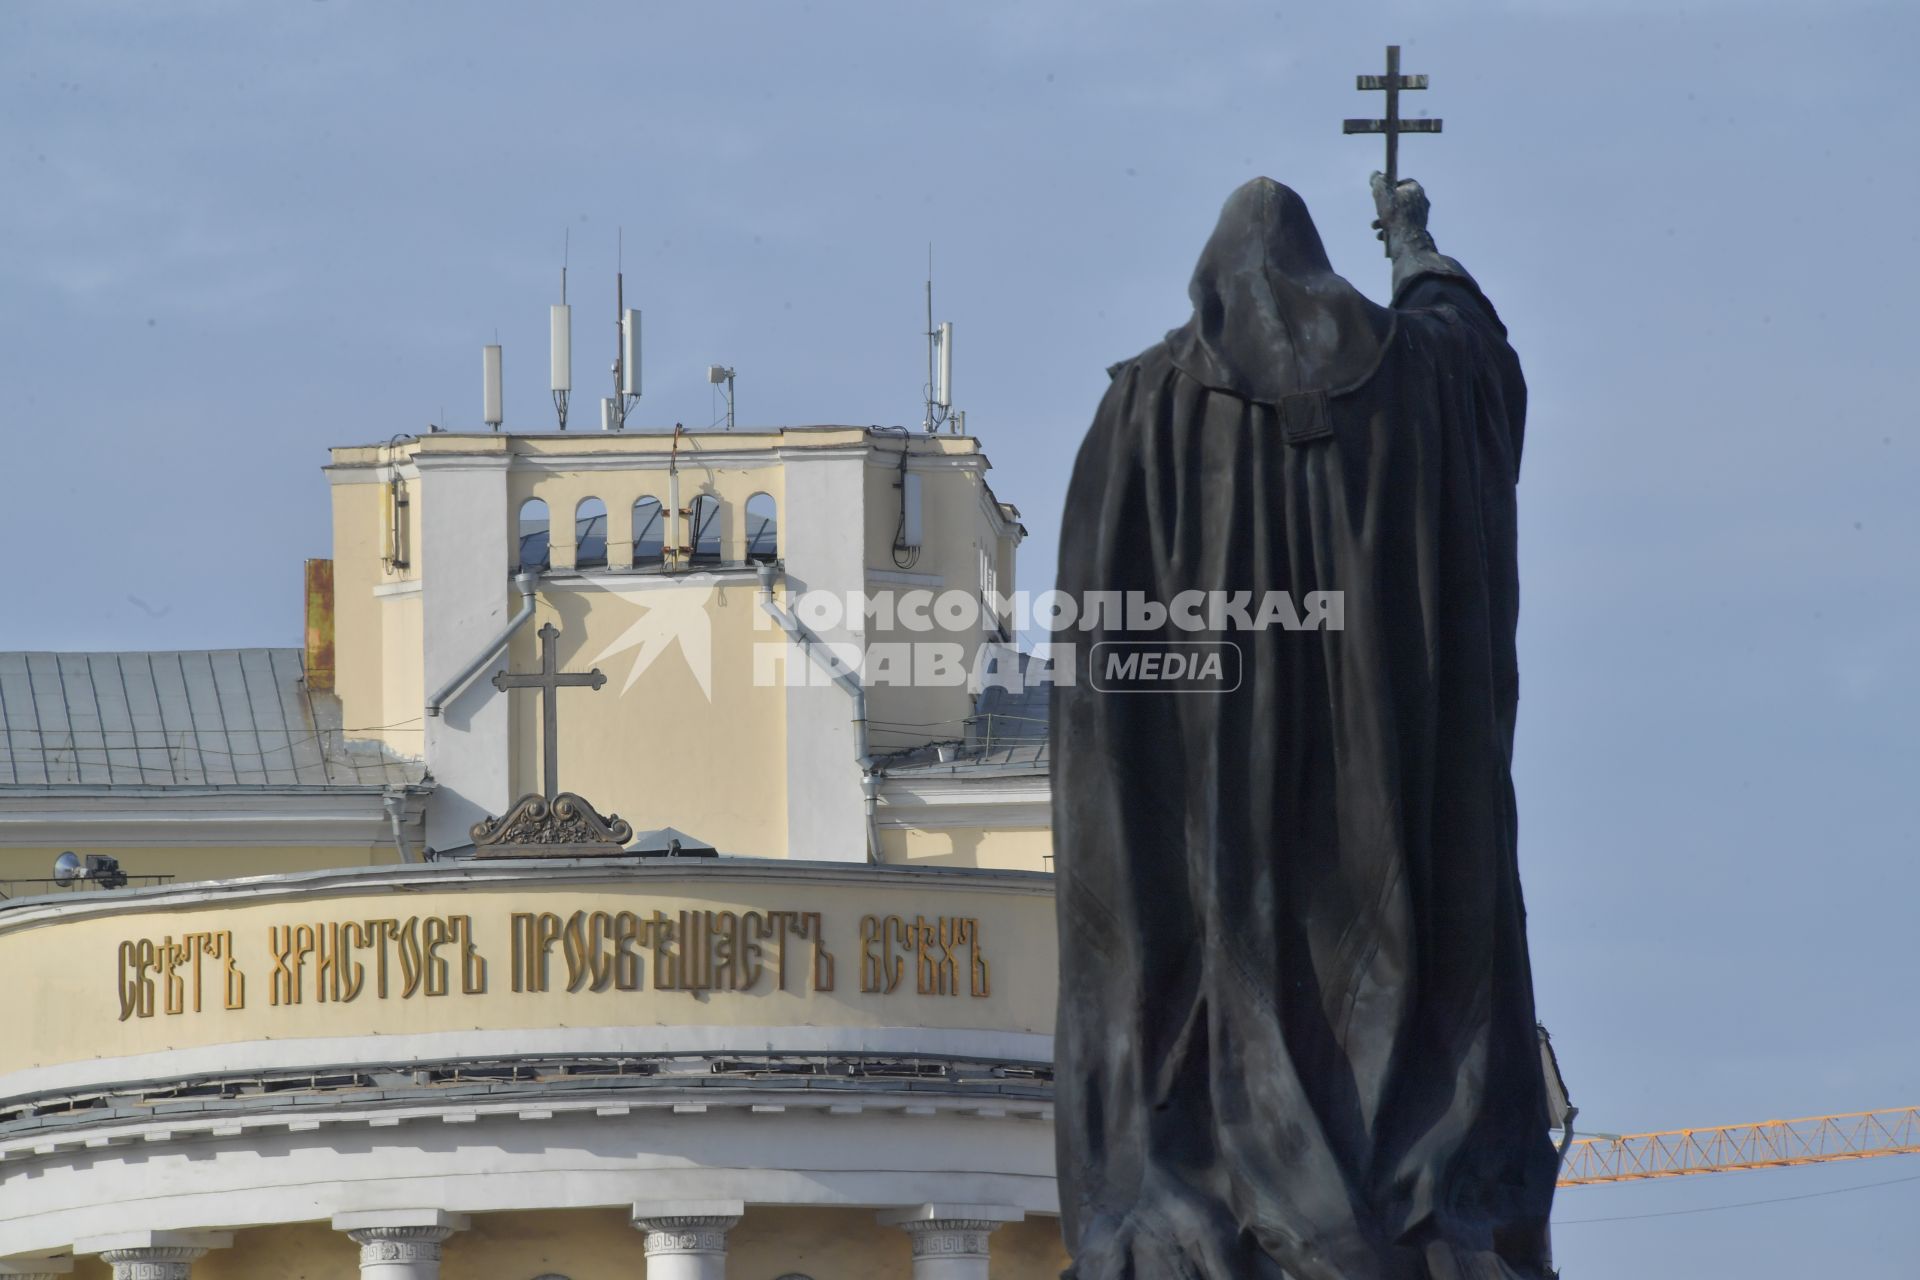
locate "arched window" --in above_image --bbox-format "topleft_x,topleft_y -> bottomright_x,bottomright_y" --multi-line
687,494 -> 723,566
631,496 -> 664,568
744,492 -> 778,564
574,497 -> 608,569
516,498 -> 550,573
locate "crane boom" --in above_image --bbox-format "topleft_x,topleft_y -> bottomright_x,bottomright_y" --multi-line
1558,1106 -> 1920,1186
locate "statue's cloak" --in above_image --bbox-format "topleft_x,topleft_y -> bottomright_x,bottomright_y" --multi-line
1051,179 -> 1557,1280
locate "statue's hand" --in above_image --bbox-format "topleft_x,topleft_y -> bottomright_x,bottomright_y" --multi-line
1369,172 -> 1432,255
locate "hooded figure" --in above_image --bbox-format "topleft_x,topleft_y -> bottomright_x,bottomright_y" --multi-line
1050,177 -> 1557,1280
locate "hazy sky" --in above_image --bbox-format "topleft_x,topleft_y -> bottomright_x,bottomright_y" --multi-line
5,1 -> 1919,1274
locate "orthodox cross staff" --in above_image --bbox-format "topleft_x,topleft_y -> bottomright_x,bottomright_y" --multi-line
1344,44 -> 1443,255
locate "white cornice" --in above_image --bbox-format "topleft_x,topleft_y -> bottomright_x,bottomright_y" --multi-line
977,483 -> 1023,541
774,445 -> 879,464
0,858 -> 1051,930
866,569 -> 947,589
323,460 -> 422,486
409,453 -> 513,474
514,450 -> 785,473
534,565 -> 763,591
0,1023 -> 1055,1104
863,451 -> 987,474
0,790 -> 425,850
0,1087 -> 1058,1257
875,774 -> 1052,831
0,1080 -> 1054,1158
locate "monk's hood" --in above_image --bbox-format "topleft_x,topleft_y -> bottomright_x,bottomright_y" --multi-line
1165,177 -> 1392,404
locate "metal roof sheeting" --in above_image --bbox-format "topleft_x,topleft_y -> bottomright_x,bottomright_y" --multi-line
0,650 -> 423,789
871,654 -> 1050,776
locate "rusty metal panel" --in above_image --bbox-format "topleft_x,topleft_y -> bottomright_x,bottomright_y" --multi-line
304,558 -> 336,694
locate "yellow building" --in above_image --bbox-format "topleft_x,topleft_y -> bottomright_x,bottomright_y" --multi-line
0,425 -> 1064,1280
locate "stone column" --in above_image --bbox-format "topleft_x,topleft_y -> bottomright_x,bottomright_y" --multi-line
332,1210 -> 468,1280
75,1232 -> 232,1280
630,1200 -> 745,1280
877,1205 -> 1024,1280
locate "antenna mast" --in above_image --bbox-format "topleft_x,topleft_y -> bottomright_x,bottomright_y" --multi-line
607,229 -> 642,431
923,246 -> 958,434
707,365 -> 736,431
550,231 -> 571,430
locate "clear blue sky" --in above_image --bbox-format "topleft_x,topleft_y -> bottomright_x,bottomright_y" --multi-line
4,2 -> 1917,1274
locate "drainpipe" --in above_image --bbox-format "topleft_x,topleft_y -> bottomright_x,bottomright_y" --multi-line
756,562 -> 880,863
381,788 -> 415,864
426,572 -> 539,717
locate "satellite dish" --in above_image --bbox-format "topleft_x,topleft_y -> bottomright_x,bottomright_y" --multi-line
53,851 -> 83,887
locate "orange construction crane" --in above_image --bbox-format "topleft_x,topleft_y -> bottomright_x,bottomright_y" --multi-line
1557,1107 -> 1920,1186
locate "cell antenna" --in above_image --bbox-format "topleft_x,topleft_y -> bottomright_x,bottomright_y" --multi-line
551,230 -> 571,430
609,228 -> 641,431
483,341 -> 504,430
923,246 -> 960,434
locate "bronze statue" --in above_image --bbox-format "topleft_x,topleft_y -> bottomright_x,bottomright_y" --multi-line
1050,173 -> 1558,1279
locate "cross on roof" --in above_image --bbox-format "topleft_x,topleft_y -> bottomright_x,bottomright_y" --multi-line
492,622 -> 606,801
1343,44 -> 1444,255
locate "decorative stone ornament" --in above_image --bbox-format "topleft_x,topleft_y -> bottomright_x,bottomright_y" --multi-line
346,1228 -> 452,1269
903,1219 -> 998,1259
470,791 -> 634,856
637,1217 -> 736,1255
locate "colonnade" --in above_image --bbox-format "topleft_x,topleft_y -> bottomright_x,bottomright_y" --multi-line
0,1203 -> 1030,1280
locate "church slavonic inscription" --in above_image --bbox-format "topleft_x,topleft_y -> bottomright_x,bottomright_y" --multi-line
117,931 -> 245,1020
859,914 -> 991,997
268,915 -> 488,1005
112,905 -> 996,1020
508,909 -> 835,994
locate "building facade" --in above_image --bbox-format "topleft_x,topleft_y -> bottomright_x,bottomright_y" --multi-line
0,426 -> 1063,1279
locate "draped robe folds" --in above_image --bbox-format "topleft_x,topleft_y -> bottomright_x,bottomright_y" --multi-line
1050,178 -> 1558,1280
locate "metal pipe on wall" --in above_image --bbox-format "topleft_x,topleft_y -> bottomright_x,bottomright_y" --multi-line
425,572 -> 540,717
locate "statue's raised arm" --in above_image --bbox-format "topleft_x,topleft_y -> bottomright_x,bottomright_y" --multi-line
1374,171 -> 1505,321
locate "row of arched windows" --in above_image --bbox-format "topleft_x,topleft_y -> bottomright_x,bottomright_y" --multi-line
515,493 -> 777,573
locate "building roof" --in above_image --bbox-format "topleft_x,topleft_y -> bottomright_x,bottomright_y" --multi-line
0,649 -> 423,789
872,655 -> 1050,777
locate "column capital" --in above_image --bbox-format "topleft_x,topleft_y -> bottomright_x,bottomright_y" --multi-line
331,1211 -> 469,1235
332,1210 -> 467,1269
877,1205 -> 1023,1267
630,1199 -> 744,1255
76,1233 -> 232,1280
876,1204 -> 1026,1227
